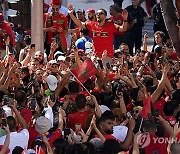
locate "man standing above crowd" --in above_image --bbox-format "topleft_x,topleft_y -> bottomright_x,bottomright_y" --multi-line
0,13 -> 15,50
43,0 -> 68,56
68,5 -> 128,61
126,0 -> 148,56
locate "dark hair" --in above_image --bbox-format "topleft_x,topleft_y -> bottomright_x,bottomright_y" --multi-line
15,90 -> 27,105
110,4 -> 119,12
80,28 -> 89,36
68,81 -> 79,93
171,89 -> 180,101
142,119 -> 157,132
163,101 -> 175,116
154,31 -> 165,39
97,116 -> 113,128
99,8 -> 107,16
7,116 -> 16,131
12,146 -> 24,154
31,139 -> 47,154
53,138 -> 67,154
101,110 -> 115,121
24,35 -> 31,45
102,139 -> 121,154
75,94 -> 87,110
83,78 -> 94,91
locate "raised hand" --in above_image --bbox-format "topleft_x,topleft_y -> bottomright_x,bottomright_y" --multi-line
122,9 -> 128,20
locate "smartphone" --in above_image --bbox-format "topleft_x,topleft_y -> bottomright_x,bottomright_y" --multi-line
31,98 -> 37,111
50,92 -> 55,102
3,95 -> 9,104
126,112 -> 132,118
2,118 -> 7,127
64,128 -> 71,139
97,59 -> 104,69
75,123 -> 81,135
30,44 -> 35,49
106,62 -> 111,70
10,93 -> 15,99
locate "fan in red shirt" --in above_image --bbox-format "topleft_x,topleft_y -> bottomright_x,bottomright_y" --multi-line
43,0 -> 68,56
67,94 -> 90,131
0,13 -> 15,49
68,6 -> 128,58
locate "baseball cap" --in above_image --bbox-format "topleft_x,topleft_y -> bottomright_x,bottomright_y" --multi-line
77,9 -> 85,14
57,55 -> 66,61
54,51 -> 64,59
50,0 -> 61,5
35,116 -> 51,134
46,75 -> 58,91
87,8 -> 95,14
112,125 -> 128,142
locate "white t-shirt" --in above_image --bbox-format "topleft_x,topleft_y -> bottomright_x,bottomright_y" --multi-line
0,129 -> 29,154
43,106 -> 54,128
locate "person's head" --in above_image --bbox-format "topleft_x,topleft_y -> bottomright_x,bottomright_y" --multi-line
132,0 -> 139,7
109,5 -> 119,16
34,51 -> 44,64
97,116 -> 114,134
87,8 -> 96,21
53,138 -> 67,154
12,146 -> 24,154
130,87 -> 145,102
80,28 -> 89,37
77,9 -> 86,21
163,101 -> 175,116
24,35 -> 31,46
68,81 -> 79,93
31,139 -> 47,154
50,0 -> 61,16
142,119 -> 157,133
102,139 -> 122,154
75,94 -> 87,110
96,8 -> 107,22
7,116 -> 17,132
29,58 -> 40,71
119,43 -> 129,55
170,143 -> 180,154
35,69 -> 43,81
154,31 -> 165,45
15,90 -> 27,105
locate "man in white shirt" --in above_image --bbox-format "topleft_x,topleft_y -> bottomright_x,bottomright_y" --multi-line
0,102 -> 29,153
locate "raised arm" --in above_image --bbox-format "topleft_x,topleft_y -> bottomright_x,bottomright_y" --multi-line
68,5 -> 86,29
151,63 -> 169,104
118,9 -> 128,32
0,125 -> 10,154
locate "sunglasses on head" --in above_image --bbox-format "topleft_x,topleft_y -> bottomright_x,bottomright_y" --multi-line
96,12 -> 105,16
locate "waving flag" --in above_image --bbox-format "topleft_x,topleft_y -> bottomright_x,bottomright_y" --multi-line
71,58 -> 98,83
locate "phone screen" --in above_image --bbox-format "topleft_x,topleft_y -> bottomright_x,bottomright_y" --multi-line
97,59 -> 103,69
31,98 -> 36,111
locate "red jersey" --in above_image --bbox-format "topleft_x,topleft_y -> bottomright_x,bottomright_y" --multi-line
44,12 -> 68,51
86,20 -> 118,58
67,111 -> 90,131
110,14 -> 125,35
0,21 -> 15,49
152,98 -> 166,117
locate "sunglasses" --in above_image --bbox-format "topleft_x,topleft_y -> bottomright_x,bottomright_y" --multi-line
52,8 -> 59,11
96,12 -> 105,16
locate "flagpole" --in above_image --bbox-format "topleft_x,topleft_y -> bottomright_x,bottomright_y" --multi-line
69,70 -> 92,96
138,118 -> 143,132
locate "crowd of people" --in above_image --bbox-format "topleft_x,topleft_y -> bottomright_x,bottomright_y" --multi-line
0,0 -> 180,153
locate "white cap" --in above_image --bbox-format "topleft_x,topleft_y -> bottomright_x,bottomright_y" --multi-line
112,126 -> 128,142
99,105 -> 110,114
57,56 -> 66,61
46,75 -> 58,91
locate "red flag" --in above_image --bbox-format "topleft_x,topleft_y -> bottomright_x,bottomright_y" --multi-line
140,95 -> 152,118
71,58 -> 98,83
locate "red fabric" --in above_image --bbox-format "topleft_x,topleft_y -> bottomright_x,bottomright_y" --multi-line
50,0 -> 61,5
126,102 -> 134,112
93,87 -> 101,93
108,72 -> 115,81
86,20 -> 118,58
171,51 -> 178,60
28,127 -> 39,148
140,95 -> 152,118
43,12 -> 68,51
79,91 -> 90,96
0,13 -> 3,22
71,58 -> 98,83
87,8 -> 95,14
177,132 -> 180,142
0,21 -> 16,49
20,108 -> 32,124
166,116 -> 176,127
67,111 -> 90,131
48,129 -> 62,146
0,145 -> 10,154
110,14 -> 125,35
144,133 -> 168,154
152,98 -> 166,117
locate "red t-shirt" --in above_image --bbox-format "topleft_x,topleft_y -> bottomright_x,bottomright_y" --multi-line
110,14 -> 125,35
144,133 -> 168,154
0,21 -> 15,49
67,111 -> 90,131
86,20 -> 118,58
152,98 -> 166,117
44,12 -> 68,51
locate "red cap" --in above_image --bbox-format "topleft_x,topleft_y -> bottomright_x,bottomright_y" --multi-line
87,8 -> 95,14
43,3 -> 49,8
50,0 -> 61,5
93,87 -> 101,93
0,13 -> 4,22
108,72 -> 115,81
